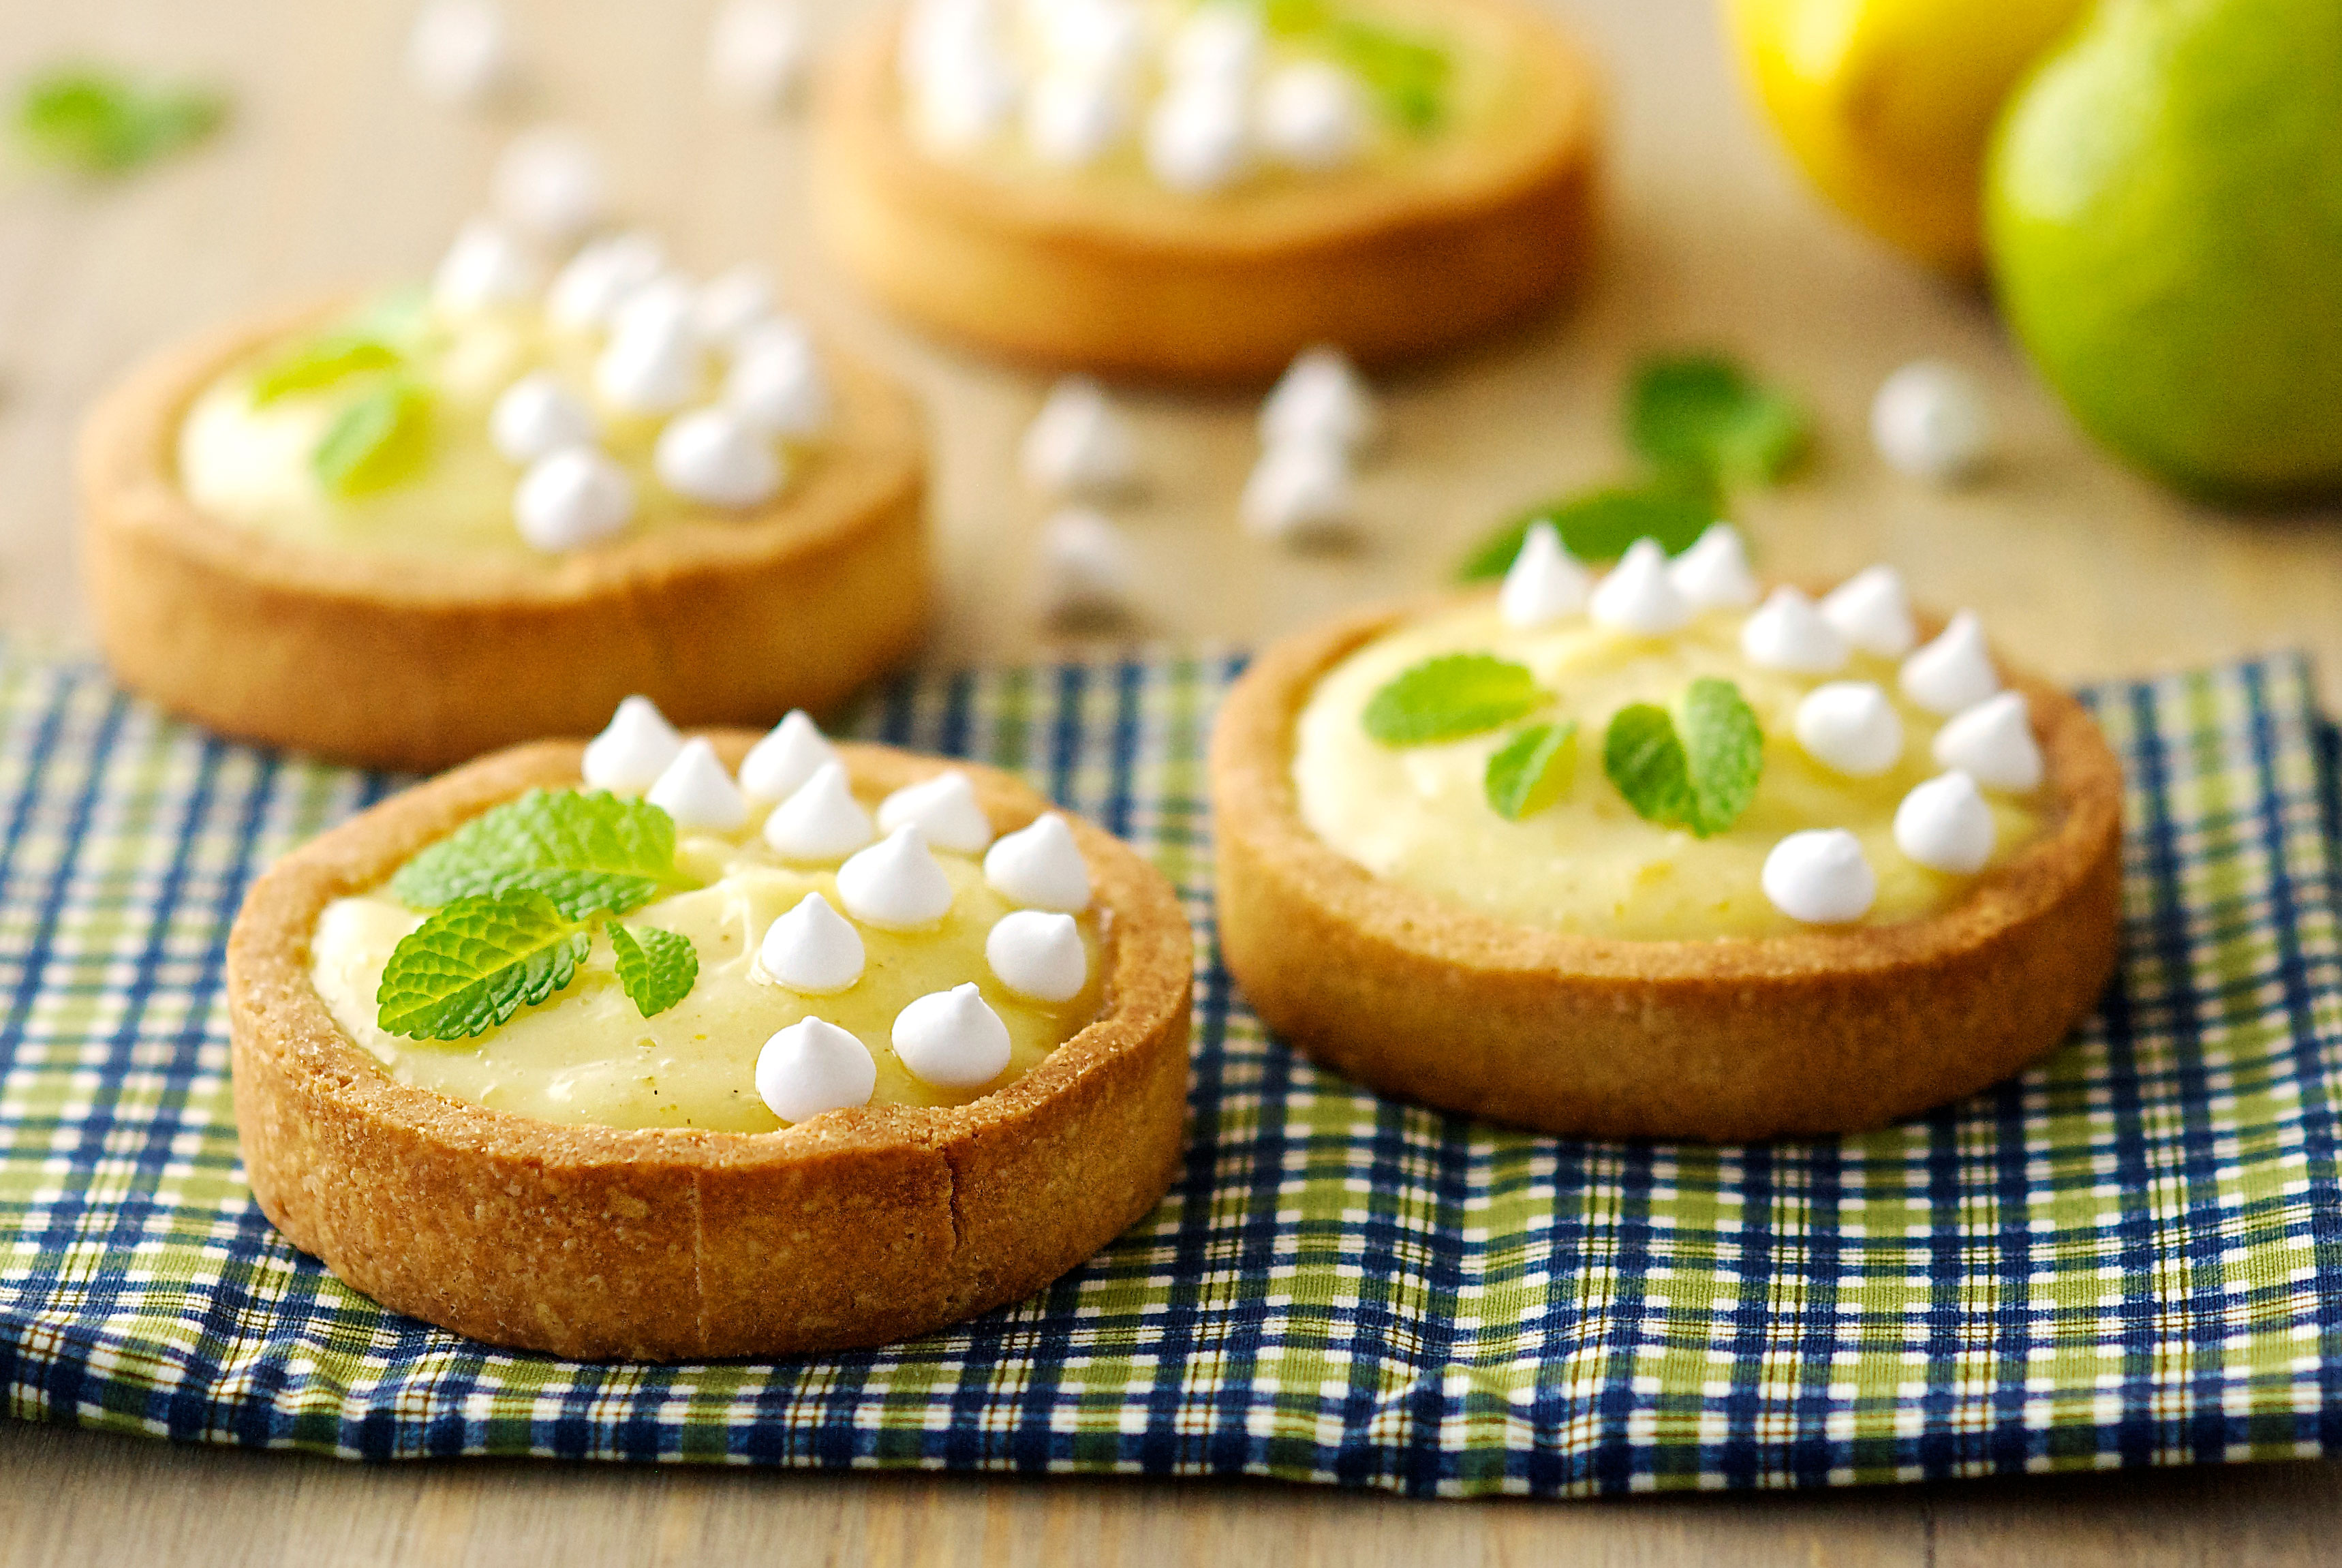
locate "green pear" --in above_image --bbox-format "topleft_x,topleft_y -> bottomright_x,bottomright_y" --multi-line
1986,0 -> 2342,502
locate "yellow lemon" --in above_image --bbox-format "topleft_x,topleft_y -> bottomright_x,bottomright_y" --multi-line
1725,0 -> 2089,272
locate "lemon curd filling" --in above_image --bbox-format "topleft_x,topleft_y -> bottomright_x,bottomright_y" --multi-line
309,797 -> 1103,1133
1292,603 -> 2046,940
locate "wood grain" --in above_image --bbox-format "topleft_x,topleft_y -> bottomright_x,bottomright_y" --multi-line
1,0 -> 2338,1558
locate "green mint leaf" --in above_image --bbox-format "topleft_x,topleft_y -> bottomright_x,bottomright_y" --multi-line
1326,16 -> 1449,132
376,892 -> 590,1041
1259,0 -> 1334,33
1458,483 -> 1716,581
14,67 -> 227,174
1484,720 -> 1578,821
1363,654 -> 1545,746
609,925 -> 698,1019
251,333 -> 403,405
1678,677 -> 1763,835
391,788 -> 690,921
1603,703 -> 1695,831
313,379 -> 432,497
1627,354 -> 1810,490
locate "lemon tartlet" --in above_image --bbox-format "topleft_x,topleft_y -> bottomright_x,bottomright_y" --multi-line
813,0 -> 1601,380
1209,529 -> 2123,1139
82,230 -> 927,771
229,709 -> 1192,1359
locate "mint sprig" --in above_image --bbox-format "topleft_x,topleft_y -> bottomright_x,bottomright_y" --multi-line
14,67 -> 227,175
252,333 -> 403,405
392,789 -> 687,921
313,379 -> 432,497
1484,720 -> 1578,821
1601,678 -> 1763,837
1628,354 -> 1810,491
1363,654 -> 1545,746
377,892 -> 591,1041
610,925 -> 697,1019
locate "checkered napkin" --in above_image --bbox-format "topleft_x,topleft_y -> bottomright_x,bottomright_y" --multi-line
3,647 -> 2340,1497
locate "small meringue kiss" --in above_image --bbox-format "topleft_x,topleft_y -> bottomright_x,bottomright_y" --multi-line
1894,771 -> 1996,874
595,317 -> 702,416
645,737 -> 748,831
490,372 -> 596,463
548,231 -> 666,333
693,263 -> 775,345
583,695 -> 682,792
836,826 -> 955,928
1499,521 -> 1590,629
1024,67 -> 1128,166
739,709 -> 836,801
763,762 -> 876,861
726,327 -> 831,439
1761,829 -> 1877,925
1021,377 -> 1137,497
1590,538 -> 1693,636
1261,345 -> 1376,455
490,125 -> 607,246
983,812 -> 1091,912
758,892 -> 865,994
1668,523 -> 1760,610
1240,440 -> 1352,539
1145,78 -> 1250,194
892,983 -> 1013,1089
1036,506 -> 1136,622
1930,691 -> 2042,792
407,0 -> 514,106
1257,61 -> 1364,172
656,407 -> 783,508
1793,681 -> 1905,778
1900,611 -> 1999,716
1740,585 -> 1849,674
1872,360 -> 1993,486
431,219 -> 540,315
514,445 -> 635,551
1819,565 -> 1917,658
986,910 -> 1088,1003
706,0 -> 809,110
756,1017 -> 876,1122
877,770 -> 995,854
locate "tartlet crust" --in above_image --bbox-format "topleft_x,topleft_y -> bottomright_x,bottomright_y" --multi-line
228,735 -> 1193,1362
810,0 -> 1603,382
80,302 -> 931,773
1208,596 -> 2126,1141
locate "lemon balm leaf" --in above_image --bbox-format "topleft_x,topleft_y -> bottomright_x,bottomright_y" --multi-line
14,67 -> 227,174
391,788 -> 692,921
1458,484 -> 1716,581
251,333 -> 403,405
376,892 -> 591,1041
1603,703 -> 1695,830
1326,16 -> 1450,132
1363,654 -> 1545,745
313,380 -> 433,496
610,925 -> 698,1019
1678,676 -> 1763,835
1627,354 -> 1811,489
1484,720 -> 1579,820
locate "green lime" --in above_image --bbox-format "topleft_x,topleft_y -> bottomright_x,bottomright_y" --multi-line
1986,0 -> 2342,502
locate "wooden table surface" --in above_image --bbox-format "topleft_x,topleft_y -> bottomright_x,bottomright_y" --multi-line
1,0 -> 2337,1561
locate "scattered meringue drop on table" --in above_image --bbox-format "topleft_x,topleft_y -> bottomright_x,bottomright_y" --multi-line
228,702 -> 1195,1358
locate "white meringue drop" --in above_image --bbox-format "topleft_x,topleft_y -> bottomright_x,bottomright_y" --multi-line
490,372 -> 596,463
1145,78 -> 1250,194
1261,345 -> 1376,454
1165,4 -> 1261,84
1894,771 -> 1997,874
656,407 -> 783,508
1872,360 -> 1993,486
1498,521 -> 1590,629
707,0 -> 809,110
893,983 -> 1012,1089
582,695 -> 683,792
876,771 -> 995,854
1761,829 -> 1877,924
1900,611 -> 2000,716
1668,523 -> 1761,610
1590,538 -> 1694,636
1239,439 -> 1351,539
986,910 -> 1087,1003
756,1017 -> 876,1122
645,737 -> 748,831
1257,61 -> 1364,171
547,231 -> 666,333
739,710 -> 836,801
431,219 -> 541,315
837,826 -> 955,928
595,317 -> 703,416
983,812 -> 1091,911
1793,681 -> 1905,778
1021,377 -> 1136,496
1036,506 -> 1136,621
610,275 -> 700,345
514,445 -> 635,551
1930,691 -> 2043,792
1819,565 -> 1917,659
1034,0 -> 1147,78
490,126 -> 606,245
694,264 -> 775,345
1740,585 -> 1849,674
758,892 -> 865,993
763,763 -> 876,861
908,45 -> 1021,153
1025,67 -> 1129,166
407,0 -> 513,106
725,329 -> 831,440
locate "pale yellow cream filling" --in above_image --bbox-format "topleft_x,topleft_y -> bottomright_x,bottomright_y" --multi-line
309,802 -> 1103,1133
1291,603 -> 2046,940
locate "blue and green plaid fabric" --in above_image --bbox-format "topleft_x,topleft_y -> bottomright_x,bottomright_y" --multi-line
3,646 -> 2339,1496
